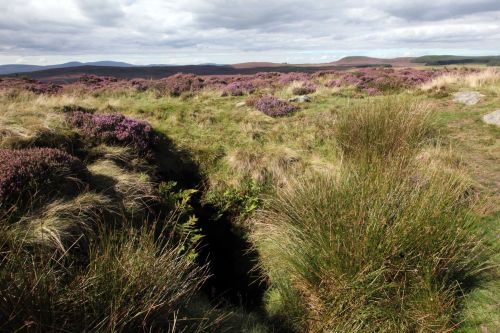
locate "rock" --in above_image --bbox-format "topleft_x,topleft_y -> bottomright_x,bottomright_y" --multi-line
235,101 -> 246,107
453,91 -> 484,106
288,95 -> 311,103
483,110 -> 500,126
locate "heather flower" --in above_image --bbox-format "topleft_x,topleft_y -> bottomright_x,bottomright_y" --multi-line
66,112 -> 156,155
0,78 -> 62,94
0,148 -> 89,210
364,87 -> 380,96
255,96 -> 298,117
278,72 -> 310,85
222,80 -> 256,96
292,81 -> 317,95
156,73 -> 204,96
323,68 -> 446,93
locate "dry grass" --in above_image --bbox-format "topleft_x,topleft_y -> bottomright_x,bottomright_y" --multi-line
421,68 -> 500,90
88,159 -> 160,216
9,192 -> 116,253
226,145 -> 302,186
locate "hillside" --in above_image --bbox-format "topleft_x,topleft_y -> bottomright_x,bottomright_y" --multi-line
0,67 -> 498,332
4,64 -> 345,82
332,56 -> 416,67
413,55 -> 500,66
0,61 -> 135,75
4,55 -> 500,81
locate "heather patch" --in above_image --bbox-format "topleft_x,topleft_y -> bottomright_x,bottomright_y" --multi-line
66,111 -> 156,155
291,81 -> 317,95
155,73 -> 204,96
222,80 -> 256,96
325,68 -> 450,93
68,75 -> 150,93
0,78 -> 62,94
255,96 -> 298,117
278,72 -> 310,85
0,148 -> 89,211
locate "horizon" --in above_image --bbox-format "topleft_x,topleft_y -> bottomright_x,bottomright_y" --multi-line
2,52 -> 500,67
1,0 -> 500,66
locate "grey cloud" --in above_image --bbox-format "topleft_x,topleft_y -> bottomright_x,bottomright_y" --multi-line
189,0 -> 343,31
384,0 -> 500,21
0,0 -> 499,64
76,0 -> 125,25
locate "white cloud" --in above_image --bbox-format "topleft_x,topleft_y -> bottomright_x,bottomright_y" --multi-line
0,0 -> 498,64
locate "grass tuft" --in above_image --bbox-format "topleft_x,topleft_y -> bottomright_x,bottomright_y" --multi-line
252,163 -> 489,332
334,95 -> 434,160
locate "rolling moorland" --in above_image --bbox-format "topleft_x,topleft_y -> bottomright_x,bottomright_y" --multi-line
0,66 -> 499,332
2,55 -> 500,81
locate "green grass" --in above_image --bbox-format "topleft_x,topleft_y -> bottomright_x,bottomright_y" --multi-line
250,97 -> 492,332
0,69 -> 498,332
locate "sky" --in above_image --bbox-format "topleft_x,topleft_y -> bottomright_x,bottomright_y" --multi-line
0,0 -> 499,65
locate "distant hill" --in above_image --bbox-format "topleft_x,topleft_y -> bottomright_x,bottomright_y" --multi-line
231,62 -> 290,69
3,64 -> 351,83
232,57 -> 417,68
331,56 -> 416,67
412,55 -> 500,66
3,55 -> 499,81
0,61 -> 134,75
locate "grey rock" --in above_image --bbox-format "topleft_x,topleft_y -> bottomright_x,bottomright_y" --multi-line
453,91 -> 484,106
483,110 -> 500,126
235,101 -> 246,107
288,95 -> 311,103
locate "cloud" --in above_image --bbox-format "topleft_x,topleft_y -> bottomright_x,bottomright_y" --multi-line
382,0 -> 500,21
0,0 -> 498,64
76,0 -> 125,25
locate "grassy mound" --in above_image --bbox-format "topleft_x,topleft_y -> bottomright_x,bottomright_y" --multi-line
252,163 -> 487,332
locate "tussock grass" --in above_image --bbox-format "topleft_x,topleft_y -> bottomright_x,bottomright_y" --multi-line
9,192 -> 117,253
0,222 -> 212,332
334,95 -> 434,160
252,163 -> 489,332
63,224 -> 209,332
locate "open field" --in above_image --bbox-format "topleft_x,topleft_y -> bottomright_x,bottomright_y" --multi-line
0,66 -> 498,332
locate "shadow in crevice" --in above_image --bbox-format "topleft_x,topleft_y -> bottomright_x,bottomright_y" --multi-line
154,133 -> 267,310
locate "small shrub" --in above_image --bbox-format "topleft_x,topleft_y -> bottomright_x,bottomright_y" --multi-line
279,72 -> 310,85
255,96 -> 298,117
0,148 -> 89,213
222,80 -> 256,96
291,81 -> 317,95
156,73 -> 204,96
66,111 -> 157,155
